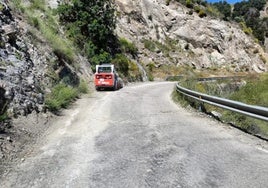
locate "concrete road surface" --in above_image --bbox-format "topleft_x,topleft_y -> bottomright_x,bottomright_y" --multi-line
0,82 -> 268,188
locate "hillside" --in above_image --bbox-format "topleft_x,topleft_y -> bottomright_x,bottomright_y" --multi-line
115,0 -> 268,79
0,0 -> 268,165
0,0 -> 92,164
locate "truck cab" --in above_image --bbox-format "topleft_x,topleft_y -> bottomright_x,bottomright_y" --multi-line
94,64 -> 123,91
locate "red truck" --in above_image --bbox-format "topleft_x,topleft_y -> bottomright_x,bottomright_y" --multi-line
94,64 -> 123,91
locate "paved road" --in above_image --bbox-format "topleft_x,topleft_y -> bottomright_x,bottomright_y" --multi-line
0,82 -> 268,188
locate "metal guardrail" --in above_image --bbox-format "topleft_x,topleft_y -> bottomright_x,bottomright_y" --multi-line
176,83 -> 268,122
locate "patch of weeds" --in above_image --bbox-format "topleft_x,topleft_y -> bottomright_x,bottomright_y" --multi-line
229,73 -> 268,107
142,39 -> 156,52
45,83 -> 78,112
119,38 -> 138,56
29,0 -> 46,12
77,79 -> 89,94
0,112 -> 8,122
112,54 -> 129,76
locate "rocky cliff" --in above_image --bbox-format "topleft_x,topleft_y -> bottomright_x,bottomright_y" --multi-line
115,0 -> 268,76
0,2 -> 92,120
0,1 -> 93,164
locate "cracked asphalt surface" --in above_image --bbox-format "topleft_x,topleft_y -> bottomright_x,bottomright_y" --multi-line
0,82 -> 268,188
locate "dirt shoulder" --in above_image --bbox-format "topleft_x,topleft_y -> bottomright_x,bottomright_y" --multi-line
0,111 -> 55,176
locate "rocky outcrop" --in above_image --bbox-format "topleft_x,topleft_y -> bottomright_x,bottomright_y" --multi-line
115,0 -> 268,75
0,3 -> 92,118
0,5 -> 47,117
0,1 -> 92,164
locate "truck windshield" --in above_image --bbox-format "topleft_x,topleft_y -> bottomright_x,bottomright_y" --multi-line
98,66 -> 112,73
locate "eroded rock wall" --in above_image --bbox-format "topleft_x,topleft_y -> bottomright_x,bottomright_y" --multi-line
115,0 -> 268,74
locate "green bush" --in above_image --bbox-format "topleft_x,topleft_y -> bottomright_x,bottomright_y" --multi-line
29,17 -> 40,29
0,4 -> 4,11
22,4 -> 75,64
186,0 -> 194,8
198,9 -> 207,18
30,0 -> 45,11
78,79 -> 89,94
90,50 -> 111,66
194,5 -> 201,13
240,21 -> 253,35
0,112 -> 8,122
119,38 -> 138,56
112,54 -> 129,76
148,73 -> 154,81
45,84 -> 78,112
142,39 -> 156,52
57,0 -> 116,60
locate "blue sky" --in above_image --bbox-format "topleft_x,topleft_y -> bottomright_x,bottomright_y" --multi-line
206,0 -> 243,4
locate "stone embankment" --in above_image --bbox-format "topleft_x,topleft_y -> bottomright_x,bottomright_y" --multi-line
0,4 -> 46,118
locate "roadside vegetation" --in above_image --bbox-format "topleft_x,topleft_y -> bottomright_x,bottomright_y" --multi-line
9,0 -> 91,114
57,0 -> 141,81
173,73 -> 268,139
6,0 -> 143,115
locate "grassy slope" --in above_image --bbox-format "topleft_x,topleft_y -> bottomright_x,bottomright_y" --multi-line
173,73 -> 268,139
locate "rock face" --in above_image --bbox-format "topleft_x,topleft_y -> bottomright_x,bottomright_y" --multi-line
0,5 -> 51,117
115,0 -> 268,74
0,2 -> 93,164
0,3 -> 92,118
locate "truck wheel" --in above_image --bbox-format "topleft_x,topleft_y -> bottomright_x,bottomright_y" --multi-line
113,81 -> 118,91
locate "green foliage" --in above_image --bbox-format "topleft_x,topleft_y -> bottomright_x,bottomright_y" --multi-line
29,16 -> 40,29
0,4 -> 4,11
240,21 -> 253,35
112,54 -> 129,76
198,9 -> 207,18
173,74 -> 268,138
119,38 -> 138,56
10,0 -> 25,12
37,18 -> 75,63
78,79 -> 89,94
186,0 -> 194,8
0,112 -> 8,122
45,83 -> 78,112
148,73 -> 154,81
128,61 -> 142,81
90,50 -> 111,66
57,0 -> 117,61
142,39 -> 156,52
13,0 -> 75,64
232,0 -> 266,44
194,5 -> 201,13
29,0 -> 46,11
230,74 -> 268,107
211,1 -> 231,20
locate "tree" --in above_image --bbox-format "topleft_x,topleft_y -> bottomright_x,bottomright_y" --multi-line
232,0 -> 267,44
248,0 -> 266,11
212,1 -> 231,21
57,0 -> 117,65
